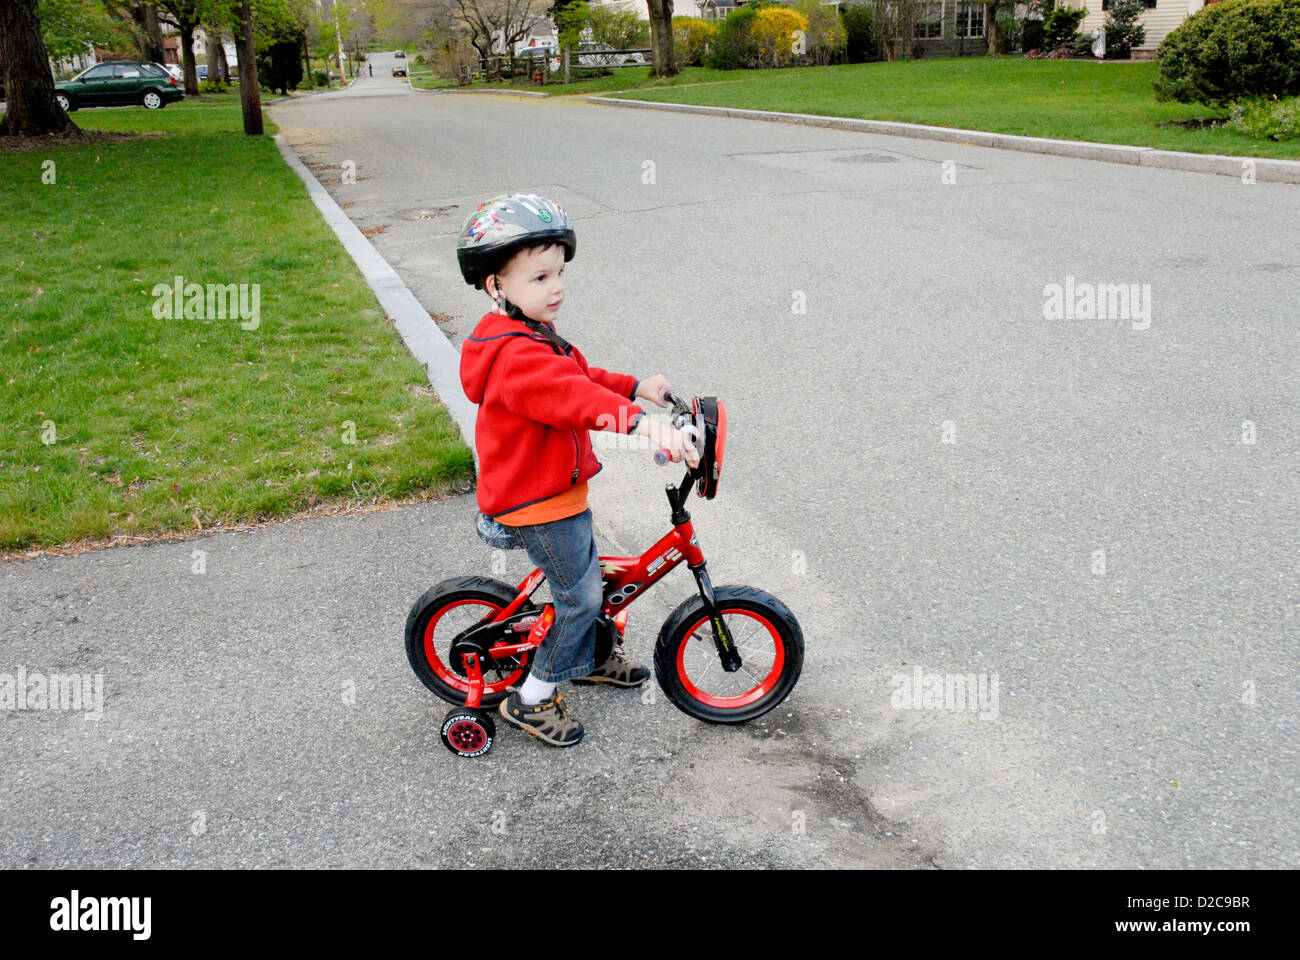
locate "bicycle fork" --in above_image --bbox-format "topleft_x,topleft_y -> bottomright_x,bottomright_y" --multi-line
690,561 -> 743,673
667,473 -> 742,673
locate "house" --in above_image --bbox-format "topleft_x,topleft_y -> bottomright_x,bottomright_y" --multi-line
1079,0 -> 1218,59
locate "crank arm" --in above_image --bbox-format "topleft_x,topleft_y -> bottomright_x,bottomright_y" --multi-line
691,564 -> 742,672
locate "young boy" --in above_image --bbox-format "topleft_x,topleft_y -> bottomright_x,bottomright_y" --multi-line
457,193 -> 699,748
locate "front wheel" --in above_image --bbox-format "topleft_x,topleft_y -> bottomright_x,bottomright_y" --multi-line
55,93 -> 74,112
654,585 -> 804,724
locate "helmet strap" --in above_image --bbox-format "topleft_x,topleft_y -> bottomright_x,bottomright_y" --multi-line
490,272 -> 530,323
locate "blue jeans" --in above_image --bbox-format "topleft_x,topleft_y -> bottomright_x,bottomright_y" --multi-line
496,509 -> 604,684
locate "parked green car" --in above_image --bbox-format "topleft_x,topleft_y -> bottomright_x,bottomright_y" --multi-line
54,61 -> 184,112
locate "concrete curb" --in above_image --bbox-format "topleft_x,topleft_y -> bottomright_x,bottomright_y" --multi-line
271,134 -> 479,467
585,96 -> 1300,185
431,87 -> 549,98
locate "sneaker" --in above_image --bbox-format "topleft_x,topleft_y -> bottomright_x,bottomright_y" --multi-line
498,686 -> 584,747
571,645 -> 651,688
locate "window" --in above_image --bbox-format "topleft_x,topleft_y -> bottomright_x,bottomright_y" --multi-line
914,2 -> 944,39
1101,0 -> 1157,7
957,2 -> 985,37
81,64 -> 115,80
113,64 -> 141,78
140,63 -> 167,77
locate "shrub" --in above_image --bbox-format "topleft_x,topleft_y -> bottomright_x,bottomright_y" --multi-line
1155,0 -> 1300,105
672,16 -> 717,69
707,7 -> 760,69
198,79 -> 226,94
790,0 -> 846,64
1229,94 -> 1300,139
752,7 -> 809,67
312,69 -> 329,86
840,3 -> 876,62
1043,5 -> 1088,48
996,11 -> 1024,54
1104,0 -> 1146,57
1022,18 -> 1045,51
435,43 -> 478,85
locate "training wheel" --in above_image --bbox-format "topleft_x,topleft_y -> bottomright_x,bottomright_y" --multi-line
440,707 -> 496,758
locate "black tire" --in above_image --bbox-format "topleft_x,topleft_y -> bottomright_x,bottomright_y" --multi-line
141,90 -> 164,110
653,585 -> 804,724
405,576 -> 537,708
440,707 -> 495,758
55,93 -> 75,112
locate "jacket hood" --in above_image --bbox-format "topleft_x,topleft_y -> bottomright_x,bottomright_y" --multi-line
460,311 -> 555,404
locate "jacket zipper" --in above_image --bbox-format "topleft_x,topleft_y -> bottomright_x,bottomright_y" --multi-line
570,431 -> 580,485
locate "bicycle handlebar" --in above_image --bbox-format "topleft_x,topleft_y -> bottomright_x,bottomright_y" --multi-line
652,387 -> 701,467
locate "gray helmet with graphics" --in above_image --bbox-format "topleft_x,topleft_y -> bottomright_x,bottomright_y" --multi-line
456,193 -> 576,291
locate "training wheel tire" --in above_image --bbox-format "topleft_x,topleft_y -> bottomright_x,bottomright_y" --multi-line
440,707 -> 496,758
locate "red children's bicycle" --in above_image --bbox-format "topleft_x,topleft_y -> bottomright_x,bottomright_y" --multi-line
405,393 -> 805,758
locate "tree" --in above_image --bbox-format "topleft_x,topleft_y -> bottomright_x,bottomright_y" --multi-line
0,0 -> 81,136
1103,0 -> 1144,59
870,0 -> 915,61
39,0 -> 119,62
235,0 -> 261,132
645,0 -> 674,76
450,0 -> 549,78
157,0 -> 205,93
101,1 -> 168,63
258,28 -> 304,92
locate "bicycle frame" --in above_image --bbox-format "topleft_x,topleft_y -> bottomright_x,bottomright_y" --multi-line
455,469 -> 742,707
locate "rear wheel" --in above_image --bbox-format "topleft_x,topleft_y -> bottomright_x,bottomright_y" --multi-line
141,91 -> 163,109
405,576 -> 536,708
654,586 -> 804,724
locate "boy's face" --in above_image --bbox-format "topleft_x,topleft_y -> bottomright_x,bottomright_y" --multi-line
488,244 -> 566,324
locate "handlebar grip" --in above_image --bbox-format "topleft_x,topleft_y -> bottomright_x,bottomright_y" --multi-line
656,384 -> 673,405
654,448 -> 671,466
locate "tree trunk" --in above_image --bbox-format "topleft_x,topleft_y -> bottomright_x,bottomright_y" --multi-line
986,6 -> 1001,56
302,34 -> 313,88
130,3 -> 167,64
0,0 -> 80,137
206,26 -> 221,85
217,35 -> 230,84
645,0 -> 677,77
236,0 -> 262,135
179,20 -> 199,95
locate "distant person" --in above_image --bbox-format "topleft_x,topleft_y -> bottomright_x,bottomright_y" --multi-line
368,63 -> 373,77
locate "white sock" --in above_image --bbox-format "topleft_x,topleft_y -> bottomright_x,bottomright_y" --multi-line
519,674 -> 557,705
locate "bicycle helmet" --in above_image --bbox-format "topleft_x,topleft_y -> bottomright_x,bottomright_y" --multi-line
456,194 -> 576,306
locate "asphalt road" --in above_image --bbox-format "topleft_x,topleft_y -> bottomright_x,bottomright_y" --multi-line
3,61 -> 1296,870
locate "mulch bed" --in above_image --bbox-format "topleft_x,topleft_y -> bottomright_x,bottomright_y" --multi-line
0,128 -> 159,153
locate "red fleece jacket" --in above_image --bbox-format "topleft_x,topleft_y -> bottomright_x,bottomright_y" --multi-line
459,312 -> 646,519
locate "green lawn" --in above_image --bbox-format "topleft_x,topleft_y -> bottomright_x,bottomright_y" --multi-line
605,58 -> 1300,159
0,93 -> 473,551
411,67 -> 741,98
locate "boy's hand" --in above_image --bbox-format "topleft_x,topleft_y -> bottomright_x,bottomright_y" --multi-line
636,375 -> 673,408
636,415 -> 700,469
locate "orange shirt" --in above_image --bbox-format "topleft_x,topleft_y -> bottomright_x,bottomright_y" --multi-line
495,481 -> 589,526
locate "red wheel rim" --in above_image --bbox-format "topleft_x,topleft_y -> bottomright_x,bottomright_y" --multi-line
445,719 -> 488,753
423,599 -> 528,697
675,608 -> 784,709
